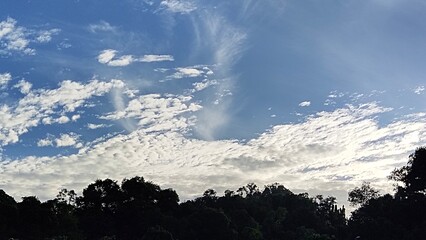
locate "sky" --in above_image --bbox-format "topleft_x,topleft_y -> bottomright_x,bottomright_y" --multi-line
1,0 -> 426,209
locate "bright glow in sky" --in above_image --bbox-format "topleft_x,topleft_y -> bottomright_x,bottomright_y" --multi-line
1,0 -> 426,208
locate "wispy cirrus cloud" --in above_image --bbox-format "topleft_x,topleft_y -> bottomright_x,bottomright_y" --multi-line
97,49 -> 174,67
88,21 -> 117,33
187,8 -> 247,140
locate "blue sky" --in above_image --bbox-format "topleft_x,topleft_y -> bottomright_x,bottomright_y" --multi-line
1,0 -> 425,209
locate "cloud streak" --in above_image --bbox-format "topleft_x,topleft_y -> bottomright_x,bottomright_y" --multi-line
97,49 -> 174,66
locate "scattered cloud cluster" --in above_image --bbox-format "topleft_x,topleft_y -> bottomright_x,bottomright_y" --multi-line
98,49 -> 174,67
0,17 -> 59,55
0,79 -> 125,146
414,85 -> 425,95
37,133 -> 82,148
102,93 -> 201,133
36,29 -> 61,43
192,79 -> 218,92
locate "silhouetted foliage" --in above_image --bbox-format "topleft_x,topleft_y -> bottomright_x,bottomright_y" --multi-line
348,182 -> 380,206
0,190 -> 17,239
1,147 -> 425,239
348,147 -> 426,239
389,147 -> 426,194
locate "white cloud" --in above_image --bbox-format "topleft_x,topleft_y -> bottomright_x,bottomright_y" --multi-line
0,79 -> 125,146
160,0 -> 197,14
37,133 -> 82,148
37,138 -> 53,147
168,68 -> 203,79
414,85 -> 425,95
87,123 -> 110,129
192,79 -> 218,92
88,21 -> 117,33
14,79 -> 32,94
0,73 -> 12,86
0,17 -> 33,54
299,101 -> 311,107
101,93 -> 201,133
56,116 -> 70,124
139,55 -> 174,62
98,49 -> 173,67
0,17 -> 59,55
71,115 -> 80,122
55,133 -> 82,148
1,102 -> 425,205
97,49 -> 134,67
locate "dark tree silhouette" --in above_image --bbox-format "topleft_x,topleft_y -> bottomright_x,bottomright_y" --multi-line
76,179 -> 123,239
348,182 -> 380,206
348,147 -> 426,239
389,147 -> 426,194
0,190 -> 17,239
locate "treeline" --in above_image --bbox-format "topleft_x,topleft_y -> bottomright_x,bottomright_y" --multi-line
0,147 -> 425,240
